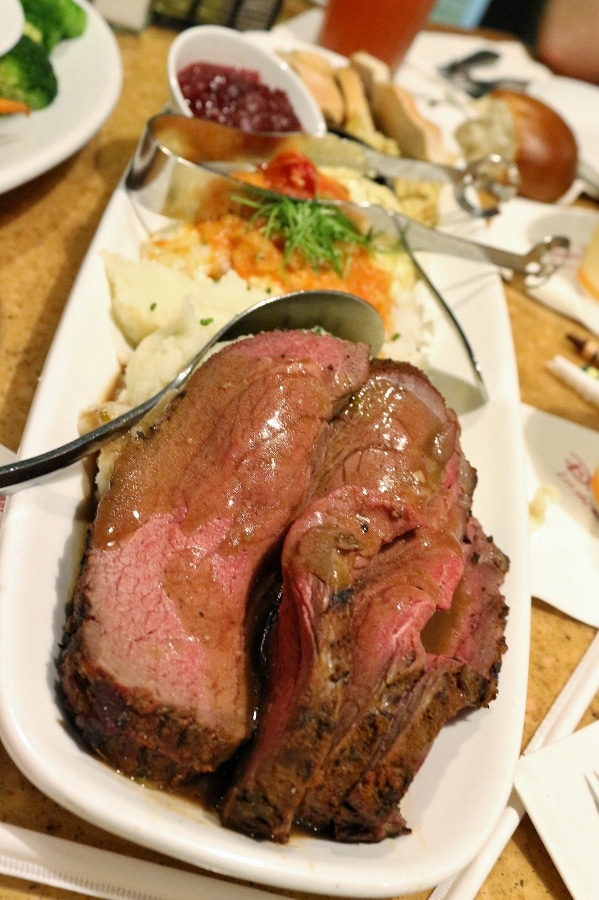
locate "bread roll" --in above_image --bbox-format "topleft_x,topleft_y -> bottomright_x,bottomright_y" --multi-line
456,89 -> 578,203
279,50 -> 345,126
371,82 -> 454,164
495,89 -> 577,202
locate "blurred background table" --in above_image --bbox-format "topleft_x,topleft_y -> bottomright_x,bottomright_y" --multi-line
0,4 -> 598,898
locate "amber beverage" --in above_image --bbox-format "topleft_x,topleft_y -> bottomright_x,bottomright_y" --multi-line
317,0 -> 437,71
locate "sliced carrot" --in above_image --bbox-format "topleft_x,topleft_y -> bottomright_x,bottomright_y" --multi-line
0,98 -> 30,116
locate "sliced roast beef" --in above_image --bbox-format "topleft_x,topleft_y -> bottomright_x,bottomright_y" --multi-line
220,361 -> 481,842
58,331 -> 370,787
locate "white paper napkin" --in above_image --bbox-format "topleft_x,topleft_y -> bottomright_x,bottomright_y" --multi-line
515,720 -> 599,900
0,822 -> 281,900
523,404 -> 599,626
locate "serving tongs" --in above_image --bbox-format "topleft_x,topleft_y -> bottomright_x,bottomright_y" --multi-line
125,114 -> 570,284
127,114 -> 518,219
123,114 -> 571,403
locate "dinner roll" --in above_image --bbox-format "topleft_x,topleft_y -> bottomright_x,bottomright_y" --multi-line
456,89 -> 578,203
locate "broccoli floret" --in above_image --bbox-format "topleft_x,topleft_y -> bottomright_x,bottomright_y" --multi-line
55,0 -> 87,39
0,35 -> 58,110
21,0 -> 87,53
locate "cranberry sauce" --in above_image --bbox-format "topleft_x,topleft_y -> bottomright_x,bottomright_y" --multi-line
177,62 -> 302,133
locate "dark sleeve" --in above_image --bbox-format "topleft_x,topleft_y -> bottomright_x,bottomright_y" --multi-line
480,0 -> 547,46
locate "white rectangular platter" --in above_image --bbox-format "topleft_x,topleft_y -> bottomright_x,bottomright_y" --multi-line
0,180 -> 530,896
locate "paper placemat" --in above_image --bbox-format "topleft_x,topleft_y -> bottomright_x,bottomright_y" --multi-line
515,720 -> 599,900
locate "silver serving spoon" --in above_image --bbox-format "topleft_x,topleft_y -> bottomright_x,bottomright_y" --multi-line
0,290 -> 385,494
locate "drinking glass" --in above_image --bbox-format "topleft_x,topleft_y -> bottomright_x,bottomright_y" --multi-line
317,0 -> 438,71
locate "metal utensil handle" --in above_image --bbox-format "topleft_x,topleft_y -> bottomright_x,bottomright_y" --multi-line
398,212 -> 570,278
437,48 -> 501,78
0,390 -> 174,493
0,323 -> 229,492
405,247 -> 487,402
452,154 -> 519,218
0,290 -> 385,493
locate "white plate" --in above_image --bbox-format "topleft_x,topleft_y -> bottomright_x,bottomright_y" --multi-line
0,0 -> 24,56
0,173 -> 530,895
0,0 -> 122,194
515,720 -> 599,900
523,404 -> 599,627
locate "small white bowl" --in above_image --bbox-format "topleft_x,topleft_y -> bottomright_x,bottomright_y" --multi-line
167,25 -> 325,135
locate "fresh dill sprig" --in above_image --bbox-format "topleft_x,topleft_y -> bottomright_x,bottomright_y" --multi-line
234,192 -> 376,275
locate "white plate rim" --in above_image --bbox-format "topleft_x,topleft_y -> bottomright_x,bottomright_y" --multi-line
0,0 -> 24,56
0,0 -> 122,195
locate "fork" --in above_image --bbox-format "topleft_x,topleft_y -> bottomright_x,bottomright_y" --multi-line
437,48 -> 529,98
585,770 -> 599,812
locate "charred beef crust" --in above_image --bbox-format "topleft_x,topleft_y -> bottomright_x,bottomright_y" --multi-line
332,661 -> 484,843
59,588 -> 252,784
58,332 -> 370,787
302,518 -> 509,840
332,518 -> 509,842
296,530 -> 467,834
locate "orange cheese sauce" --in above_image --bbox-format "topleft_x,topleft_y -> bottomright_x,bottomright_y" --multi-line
191,213 -> 394,326
145,152 -> 402,331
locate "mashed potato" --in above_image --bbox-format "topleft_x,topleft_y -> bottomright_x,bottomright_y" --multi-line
101,250 -> 270,407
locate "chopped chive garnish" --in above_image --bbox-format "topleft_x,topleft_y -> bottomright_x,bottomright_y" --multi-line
234,192 -> 376,275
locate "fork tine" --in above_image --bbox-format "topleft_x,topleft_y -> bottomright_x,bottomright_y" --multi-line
585,771 -> 599,812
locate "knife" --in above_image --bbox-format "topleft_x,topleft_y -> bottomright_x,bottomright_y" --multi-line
437,48 -> 501,79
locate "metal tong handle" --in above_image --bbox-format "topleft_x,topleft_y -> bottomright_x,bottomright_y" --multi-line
354,142 -> 519,218
404,246 -> 487,403
402,217 -> 571,279
437,49 -> 501,79
448,154 -> 520,218
340,198 -> 571,280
